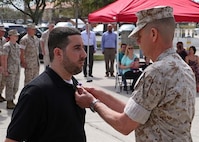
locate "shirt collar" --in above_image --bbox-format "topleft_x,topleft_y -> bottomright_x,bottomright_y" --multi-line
156,48 -> 176,61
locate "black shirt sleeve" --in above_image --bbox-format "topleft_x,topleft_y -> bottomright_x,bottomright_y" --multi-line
7,85 -> 47,141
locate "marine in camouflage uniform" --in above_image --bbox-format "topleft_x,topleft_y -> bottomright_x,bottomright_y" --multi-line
0,25 -> 7,102
2,30 -> 21,109
20,23 -> 40,86
124,7 -> 196,141
75,6 -> 196,142
124,48 -> 196,141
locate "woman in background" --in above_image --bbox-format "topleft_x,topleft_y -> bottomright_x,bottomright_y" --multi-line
120,45 -> 138,91
185,45 -> 199,92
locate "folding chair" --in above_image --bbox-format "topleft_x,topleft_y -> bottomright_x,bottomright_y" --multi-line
115,72 -> 123,93
123,70 -> 142,94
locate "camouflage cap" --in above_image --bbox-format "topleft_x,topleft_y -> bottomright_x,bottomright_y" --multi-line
128,6 -> 174,38
0,24 -> 6,32
27,23 -> 36,29
8,29 -> 20,36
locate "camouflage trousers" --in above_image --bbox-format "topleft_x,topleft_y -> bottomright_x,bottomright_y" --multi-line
0,73 -> 6,94
5,71 -> 20,101
24,67 -> 39,86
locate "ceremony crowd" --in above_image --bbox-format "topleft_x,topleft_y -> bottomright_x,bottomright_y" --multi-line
0,5 -> 197,142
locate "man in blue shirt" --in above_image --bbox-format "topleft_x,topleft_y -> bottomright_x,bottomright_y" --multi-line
101,24 -> 117,77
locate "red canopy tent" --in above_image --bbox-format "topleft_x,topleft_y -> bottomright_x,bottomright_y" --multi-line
88,0 -> 199,23
89,0 -> 199,92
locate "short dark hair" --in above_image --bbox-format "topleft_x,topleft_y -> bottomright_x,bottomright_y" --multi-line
121,43 -> 127,47
48,27 -> 81,61
177,41 -> 183,46
177,41 -> 183,49
189,45 -> 196,54
134,57 -> 139,61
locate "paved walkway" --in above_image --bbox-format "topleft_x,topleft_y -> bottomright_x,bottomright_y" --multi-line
0,53 -> 199,141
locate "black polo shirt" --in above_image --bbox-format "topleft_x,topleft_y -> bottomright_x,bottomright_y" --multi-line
7,67 -> 86,142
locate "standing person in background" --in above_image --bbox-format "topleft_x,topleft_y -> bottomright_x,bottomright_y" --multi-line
20,23 -> 40,86
81,23 -> 97,77
1,30 -> 21,109
0,25 -> 6,113
101,24 -> 117,77
185,45 -> 199,92
176,41 -> 187,61
40,22 -> 55,68
5,27 -> 87,142
0,25 -> 6,103
75,6 -> 195,142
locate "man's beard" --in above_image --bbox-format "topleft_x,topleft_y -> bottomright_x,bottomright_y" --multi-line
62,54 -> 84,75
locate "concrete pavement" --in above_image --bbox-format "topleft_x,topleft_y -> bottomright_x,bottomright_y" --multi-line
0,57 -> 199,142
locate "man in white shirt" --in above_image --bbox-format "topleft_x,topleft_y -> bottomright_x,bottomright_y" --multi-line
81,24 -> 97,77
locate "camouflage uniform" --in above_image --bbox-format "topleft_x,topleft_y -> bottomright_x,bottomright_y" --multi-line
0,37 -> 7,95
20,34 -> 40,85
124,48 -> 196,142
2,41 -> 21,101
40,30 -> 50,66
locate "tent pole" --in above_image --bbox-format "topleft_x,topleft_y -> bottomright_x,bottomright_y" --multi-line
116,22 -> 121,92
86,23 -> 92,82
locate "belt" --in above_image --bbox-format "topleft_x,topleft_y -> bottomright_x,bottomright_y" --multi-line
104,48 -> 115,49
84,45 -> 94,47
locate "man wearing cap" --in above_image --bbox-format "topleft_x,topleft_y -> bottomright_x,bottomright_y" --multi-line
20,23 -> 40,86
1,30 -> 21,109
75,6 -> 196,141
0,25 -> 7,103
101,23 -> 117,77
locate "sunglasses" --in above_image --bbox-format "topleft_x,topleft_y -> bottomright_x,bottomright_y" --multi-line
128,48 -> 133,50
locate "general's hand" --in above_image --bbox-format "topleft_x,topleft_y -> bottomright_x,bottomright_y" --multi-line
75,86 -> 96,108
84,87 -> 107,99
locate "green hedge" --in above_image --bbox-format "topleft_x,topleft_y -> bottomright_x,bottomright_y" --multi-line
94,54 -> 104,61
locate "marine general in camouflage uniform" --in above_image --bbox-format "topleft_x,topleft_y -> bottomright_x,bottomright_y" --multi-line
0,25 -> 7,103
20,23 -> 40,86
2,30 -> 21,109
75,6 -> 196,142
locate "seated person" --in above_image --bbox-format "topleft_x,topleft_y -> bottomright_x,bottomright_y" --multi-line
117,43 -> 127,75
141,56 -> 152,71
120,45 -> 139,91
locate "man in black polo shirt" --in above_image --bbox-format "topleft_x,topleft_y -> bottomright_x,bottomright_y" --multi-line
5,27 -> 87,142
